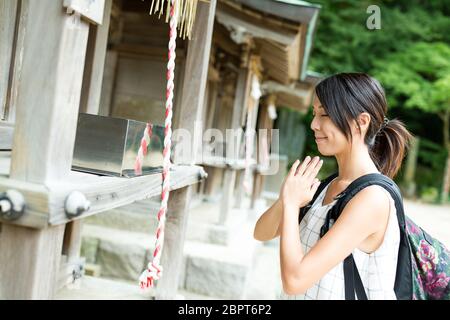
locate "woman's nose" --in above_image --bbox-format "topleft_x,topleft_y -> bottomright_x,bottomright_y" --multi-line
310,117 -> 320,131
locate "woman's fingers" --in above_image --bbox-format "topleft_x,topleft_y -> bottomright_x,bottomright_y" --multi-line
289,159 -> 300,176
306,158 -> 323,180
295,156 -> 312,176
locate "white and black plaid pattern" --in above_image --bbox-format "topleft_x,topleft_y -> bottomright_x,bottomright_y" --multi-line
280,180 -> 400,300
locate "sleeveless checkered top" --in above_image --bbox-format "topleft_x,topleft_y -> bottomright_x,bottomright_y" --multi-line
280,178 -> 400,300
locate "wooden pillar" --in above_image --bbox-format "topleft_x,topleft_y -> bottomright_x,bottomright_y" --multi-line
98,0 -> 123,117
219,46 -> 253,217
219,168 -> 237,225
155,0 -> 216,300
80,0 -> 113,115
0,0 -> 90,299
251,95 -> 275,208
98,51 -> 119,116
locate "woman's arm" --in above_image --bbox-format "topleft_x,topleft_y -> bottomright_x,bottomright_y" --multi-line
253,198 -> 283,241
280,185 -> 390,295
254,156 -> 316,241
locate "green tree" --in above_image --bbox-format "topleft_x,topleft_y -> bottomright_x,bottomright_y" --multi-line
307,0 -> 450,201
373,42 -> 450,203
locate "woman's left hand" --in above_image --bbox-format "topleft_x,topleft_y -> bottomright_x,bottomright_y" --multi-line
280,156 -> 323,212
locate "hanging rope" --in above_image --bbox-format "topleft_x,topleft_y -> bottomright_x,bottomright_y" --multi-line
147,0 -> 209,40
135,124 -> 154,175
139,0 -> 179,290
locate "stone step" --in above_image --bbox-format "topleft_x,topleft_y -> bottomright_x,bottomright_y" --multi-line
56,275 -> 225,300
56,276 -> 152,300
83,196 -> 259,245
80,221 -> 261,299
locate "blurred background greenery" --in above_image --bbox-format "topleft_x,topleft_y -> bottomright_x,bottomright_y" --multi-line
274,0 -> 450,204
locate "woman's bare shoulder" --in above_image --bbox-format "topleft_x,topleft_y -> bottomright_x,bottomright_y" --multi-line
346,185 -> 391,218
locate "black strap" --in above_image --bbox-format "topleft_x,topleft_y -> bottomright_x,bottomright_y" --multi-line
320,173 -> 411,300
344,255 -> 368,300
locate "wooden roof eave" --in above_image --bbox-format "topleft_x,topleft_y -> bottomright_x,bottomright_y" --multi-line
262,80 -> 315,112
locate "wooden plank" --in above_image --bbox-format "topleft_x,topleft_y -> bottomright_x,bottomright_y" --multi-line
48,165 -> 207,225
202,156 -> 256,169
1,0 -> 92,300
0,0 -> 18,120
0,164 -> 206,229
80,0 -> 113,115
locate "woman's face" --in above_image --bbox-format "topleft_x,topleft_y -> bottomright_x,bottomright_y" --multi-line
310,96 -> 350,156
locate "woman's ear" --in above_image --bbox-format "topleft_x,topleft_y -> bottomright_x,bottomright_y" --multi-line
354,113 -> 371,135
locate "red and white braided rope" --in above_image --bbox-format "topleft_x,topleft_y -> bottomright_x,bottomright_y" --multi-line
139,0 -> 179,290
135,124 -> 154,175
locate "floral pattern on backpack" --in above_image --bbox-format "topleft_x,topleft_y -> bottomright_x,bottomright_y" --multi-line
406,216 -> 450,300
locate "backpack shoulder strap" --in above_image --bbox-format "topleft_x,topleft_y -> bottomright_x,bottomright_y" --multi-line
328,173 -> 406,230
298,172 -> 338,224
319,172 -> 412,300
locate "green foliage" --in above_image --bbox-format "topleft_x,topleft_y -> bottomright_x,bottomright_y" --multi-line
310,0 -> 450,75
302,0 -> 450,198
373,42 -> 450,113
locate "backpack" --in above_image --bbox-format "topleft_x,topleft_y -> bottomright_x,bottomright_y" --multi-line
299,172 -> 450,300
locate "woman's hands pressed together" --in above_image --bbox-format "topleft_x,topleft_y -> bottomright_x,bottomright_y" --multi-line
280,156 -> 323,212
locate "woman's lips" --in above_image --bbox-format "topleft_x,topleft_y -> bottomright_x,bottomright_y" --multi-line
315,137 -> 328,143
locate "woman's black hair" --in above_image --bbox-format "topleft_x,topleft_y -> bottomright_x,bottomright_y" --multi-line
315,72 -> 413,179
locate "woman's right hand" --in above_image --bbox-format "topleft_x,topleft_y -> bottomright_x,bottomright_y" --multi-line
280,156 -> 323,212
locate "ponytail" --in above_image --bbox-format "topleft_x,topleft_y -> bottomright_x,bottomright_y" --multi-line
369,118 -> 414,179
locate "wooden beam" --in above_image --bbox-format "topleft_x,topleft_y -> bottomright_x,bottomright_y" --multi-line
0,164 -> 206,229
48,165 -> 206,226
216,6 -> 297,46
80,0 -> 113,115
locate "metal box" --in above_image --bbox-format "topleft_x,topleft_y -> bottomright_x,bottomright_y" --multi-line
72,113 -> 164,177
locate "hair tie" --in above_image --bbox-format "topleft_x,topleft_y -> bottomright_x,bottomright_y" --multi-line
380,117 -> 389,130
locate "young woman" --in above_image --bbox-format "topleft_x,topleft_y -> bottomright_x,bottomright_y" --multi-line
254,73 -> 413,299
